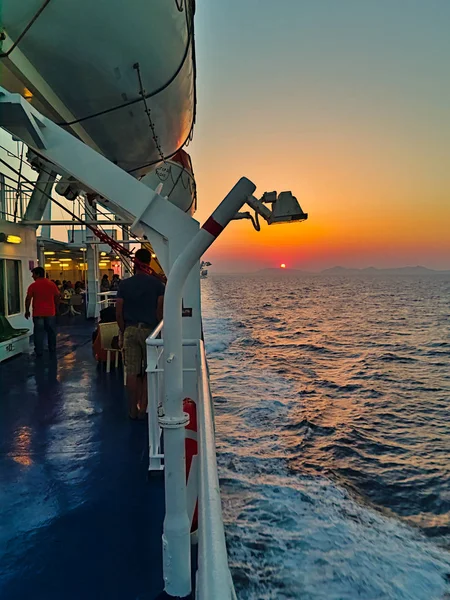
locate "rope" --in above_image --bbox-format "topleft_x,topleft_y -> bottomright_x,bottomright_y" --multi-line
0,0 -> 53,59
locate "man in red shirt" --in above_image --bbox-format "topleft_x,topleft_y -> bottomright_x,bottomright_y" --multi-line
25,267 -> 60,357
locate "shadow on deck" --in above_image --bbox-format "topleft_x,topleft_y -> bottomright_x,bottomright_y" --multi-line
0,320 -> 165,600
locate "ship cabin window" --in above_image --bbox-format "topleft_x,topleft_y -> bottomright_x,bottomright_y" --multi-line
0,259 -> 22,317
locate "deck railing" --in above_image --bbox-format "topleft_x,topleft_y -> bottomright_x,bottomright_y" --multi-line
0,183 -> 31,222
145,330 -> 237,599
146,321 -> 165,471
97,290 -> 117,313
146,324 -> 198,473
196,339 -> 237,599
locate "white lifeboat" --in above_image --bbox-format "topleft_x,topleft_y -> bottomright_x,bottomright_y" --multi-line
0,0 -> 196,179
141,149 -> 196,215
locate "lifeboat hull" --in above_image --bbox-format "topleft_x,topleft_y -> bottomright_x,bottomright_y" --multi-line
141,150 -> 196,215
1,0 -> 196,178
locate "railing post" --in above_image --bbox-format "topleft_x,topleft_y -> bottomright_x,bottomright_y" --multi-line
146,327 -> 164,473
0,174 -> 5,219
86,200 -> 100,319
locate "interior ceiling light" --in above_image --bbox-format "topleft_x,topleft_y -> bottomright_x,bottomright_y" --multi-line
44,251 -> 55,255
0,233 -> 22,244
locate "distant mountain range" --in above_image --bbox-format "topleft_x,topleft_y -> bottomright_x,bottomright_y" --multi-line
256,266 -> 450,275
321,266 -> 450,275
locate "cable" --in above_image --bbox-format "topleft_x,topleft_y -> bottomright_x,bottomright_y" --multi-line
1,0 -> 197,178
133,62 -> 166,165
166,166 -> 184,199
127,129 -> 195,174
0,143 -> 66,191
57,1 -> 195,128
13,143 -> 25,222
127,1 -> 197,174
0,157 -> 86,226
0,0 -> 53,59
0,157 -> 165,279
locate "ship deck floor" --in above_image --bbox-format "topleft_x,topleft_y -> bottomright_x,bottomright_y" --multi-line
0,319 -> 165,600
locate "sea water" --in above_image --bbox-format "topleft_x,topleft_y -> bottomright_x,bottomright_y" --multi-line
202,272 -> 450,600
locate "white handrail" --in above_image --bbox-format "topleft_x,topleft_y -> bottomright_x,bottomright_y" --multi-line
145,322 -> 200,473
149,320 -> 164,340
196,339 -> 236,599
97,290 -> 117,313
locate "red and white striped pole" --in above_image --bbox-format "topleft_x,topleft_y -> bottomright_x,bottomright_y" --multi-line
160,177 -> 256,598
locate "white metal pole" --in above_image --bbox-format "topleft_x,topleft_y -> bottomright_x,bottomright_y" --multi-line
37,241 -> 45,271
23,166 -> 56,223
161,177 -> 256,598
86,201 -> 99,318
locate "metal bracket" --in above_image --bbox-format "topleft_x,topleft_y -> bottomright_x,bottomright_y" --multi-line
159,412 -> 190,429
0,92 -> 47,149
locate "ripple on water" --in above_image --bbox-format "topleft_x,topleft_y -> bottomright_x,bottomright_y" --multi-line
202,273 -> 450,598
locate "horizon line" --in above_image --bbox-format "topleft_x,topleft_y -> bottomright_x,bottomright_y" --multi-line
204,264 -> 450,275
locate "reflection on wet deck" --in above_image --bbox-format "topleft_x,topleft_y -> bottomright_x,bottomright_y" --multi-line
0,323 -> 165,600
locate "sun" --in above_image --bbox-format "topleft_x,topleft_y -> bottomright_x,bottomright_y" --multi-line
280,263 -> 286,269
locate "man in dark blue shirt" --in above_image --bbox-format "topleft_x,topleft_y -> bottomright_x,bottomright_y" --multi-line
116,248 -> 164,419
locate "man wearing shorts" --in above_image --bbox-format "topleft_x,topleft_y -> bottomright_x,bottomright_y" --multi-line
116,248 -> 164,419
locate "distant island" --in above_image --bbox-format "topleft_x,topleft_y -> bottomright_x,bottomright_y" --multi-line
255,266 -> 450,275
321,266 -> 450,275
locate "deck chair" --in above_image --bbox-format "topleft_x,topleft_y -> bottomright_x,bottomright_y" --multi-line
97,322 -> 122,374
69,294 -> 84,316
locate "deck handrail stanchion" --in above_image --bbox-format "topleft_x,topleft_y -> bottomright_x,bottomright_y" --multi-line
146,321 -> 164,471
161,177 -> 256,598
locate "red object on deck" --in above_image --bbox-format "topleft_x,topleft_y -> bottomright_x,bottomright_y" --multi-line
183,397 -> 198,532
171,149 -> 193,174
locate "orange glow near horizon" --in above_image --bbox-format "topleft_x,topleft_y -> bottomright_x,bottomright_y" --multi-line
190,4 -> 450,273
280,263 -> 286,269
192,144 -> 450,272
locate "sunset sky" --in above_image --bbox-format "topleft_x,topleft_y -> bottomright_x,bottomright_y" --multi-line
189,1 -> 450,272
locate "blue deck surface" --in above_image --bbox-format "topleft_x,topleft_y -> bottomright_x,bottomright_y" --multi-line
0,321 -> 165,600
